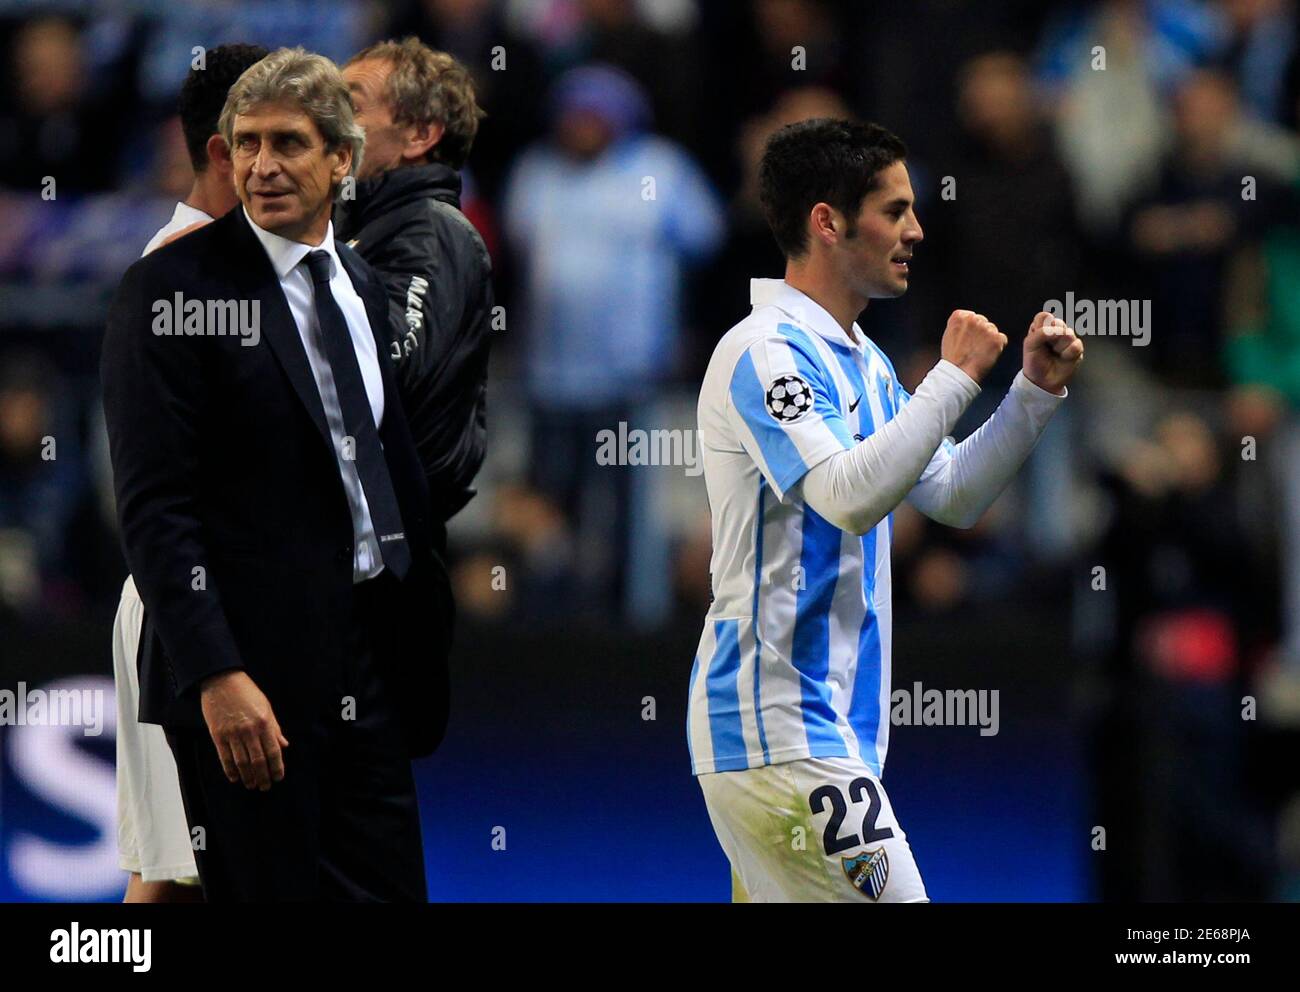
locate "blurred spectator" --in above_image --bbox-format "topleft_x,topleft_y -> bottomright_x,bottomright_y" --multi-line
536,0 -> 703,151
891,500 -> 1024,614
1225,157 -> 1300,666
385,0 -> 549,197
1087,409 -> 1275,899
1037,0 -> 1227,99
502,63 -> 723,621
928,51 -> 1082,415
1047,0 -> 1170,239
0,349 -> 88,614
692,0 -> 860,182
693,86 -> 852,377
1216,0 -> 1298,123
1123,69 -> 1279,386
449,487 -> 579,625
134,1 -> 370,105
0,15 -> 124,193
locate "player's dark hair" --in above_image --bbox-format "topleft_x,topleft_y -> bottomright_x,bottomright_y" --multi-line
178,43 -> 270,172
759,118 -> 907,260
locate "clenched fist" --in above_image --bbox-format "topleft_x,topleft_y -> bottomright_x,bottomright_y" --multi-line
1023,311 -> 1084,396
941,310 -> 1007,385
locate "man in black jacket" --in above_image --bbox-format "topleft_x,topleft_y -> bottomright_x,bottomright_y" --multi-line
101,47 -> 451,901
338,38 -> 494,539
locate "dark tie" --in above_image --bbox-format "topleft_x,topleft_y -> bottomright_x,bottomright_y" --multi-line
304,249 -> 411,580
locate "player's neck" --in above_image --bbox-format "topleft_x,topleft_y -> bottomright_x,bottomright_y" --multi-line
185,172 -> 238,222
783,264 -> 864,344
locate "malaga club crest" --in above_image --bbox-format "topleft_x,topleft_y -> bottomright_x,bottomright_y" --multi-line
765,374 -> 812,423
842,847 -> 890,900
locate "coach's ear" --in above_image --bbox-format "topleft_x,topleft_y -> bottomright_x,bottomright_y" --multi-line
329,140 -> 354,187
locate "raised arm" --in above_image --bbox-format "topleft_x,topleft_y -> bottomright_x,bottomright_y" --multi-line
905,311 -> 1082,528
797,310 -> 1008,535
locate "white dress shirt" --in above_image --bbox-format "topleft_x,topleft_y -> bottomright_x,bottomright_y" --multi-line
244,207 -> 387,582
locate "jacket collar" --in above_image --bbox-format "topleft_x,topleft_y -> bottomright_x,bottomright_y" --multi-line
750,278 -> 864,351
343,162 -> 461,228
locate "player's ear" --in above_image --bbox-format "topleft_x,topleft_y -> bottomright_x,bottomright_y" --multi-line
206,134 -> 233,174
810,202 -> 837,245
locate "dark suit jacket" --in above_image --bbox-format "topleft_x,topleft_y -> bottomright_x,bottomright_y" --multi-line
101,207 -> 452,758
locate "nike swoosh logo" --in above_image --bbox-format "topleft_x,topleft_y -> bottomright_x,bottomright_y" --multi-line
849,394 -> 862,412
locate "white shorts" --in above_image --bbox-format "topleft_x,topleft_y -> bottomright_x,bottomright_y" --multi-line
698,756 -> 928,903
113,575 -> 198,883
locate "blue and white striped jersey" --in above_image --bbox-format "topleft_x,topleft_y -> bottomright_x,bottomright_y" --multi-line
688,278 -> 953,776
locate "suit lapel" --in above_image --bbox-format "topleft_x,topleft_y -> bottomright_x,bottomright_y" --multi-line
225,210 -> 334,454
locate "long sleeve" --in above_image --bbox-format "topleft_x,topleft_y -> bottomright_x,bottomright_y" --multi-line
903,370 -> 1066,528
101,261 -> 243,697
798,360 -> 981,535
367,207 -> 493,520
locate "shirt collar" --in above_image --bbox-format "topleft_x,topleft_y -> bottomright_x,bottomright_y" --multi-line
173,201 -> 212,227
749,278 -> 864,351
243,206 -> 340,281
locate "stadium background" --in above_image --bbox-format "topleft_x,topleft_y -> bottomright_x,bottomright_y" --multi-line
0,0 -> 1295,901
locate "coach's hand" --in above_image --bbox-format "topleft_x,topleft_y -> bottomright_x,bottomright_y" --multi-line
1023,311 -> 1084,396
199,670 -> 289,791
941,310 -> 1007,385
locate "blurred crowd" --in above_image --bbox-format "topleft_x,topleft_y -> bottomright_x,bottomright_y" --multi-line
2,0 -> 1300,899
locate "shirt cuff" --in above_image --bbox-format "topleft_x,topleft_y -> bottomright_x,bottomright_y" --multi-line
1012,368 -> 1068,404
932,358 -> 983,400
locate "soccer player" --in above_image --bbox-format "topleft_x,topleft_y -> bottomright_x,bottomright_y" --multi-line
113,43 -> 267,903
687,119 -> 1084,902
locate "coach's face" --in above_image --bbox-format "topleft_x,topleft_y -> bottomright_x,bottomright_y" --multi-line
837,160 -> 923,300
231,100 -> 352,244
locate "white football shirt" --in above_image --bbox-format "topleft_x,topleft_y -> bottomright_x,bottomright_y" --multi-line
141,200 -> 212,255
687,278 -> 956,776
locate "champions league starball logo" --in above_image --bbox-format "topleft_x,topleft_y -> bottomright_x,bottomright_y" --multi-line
765,374 -> 813,423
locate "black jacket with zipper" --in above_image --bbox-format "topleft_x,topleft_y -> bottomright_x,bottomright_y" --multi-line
336,162 -> 494,533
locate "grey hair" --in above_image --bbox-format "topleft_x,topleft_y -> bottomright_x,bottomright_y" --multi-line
219,46 -> 365,179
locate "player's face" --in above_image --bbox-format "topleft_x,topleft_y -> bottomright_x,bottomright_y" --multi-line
836,160 -> 923,300
231,101 -> 352,244
344,59 -> 402,180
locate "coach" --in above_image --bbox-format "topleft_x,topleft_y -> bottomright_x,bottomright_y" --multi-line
337,38 -> 493,538
101,47 -> 451,901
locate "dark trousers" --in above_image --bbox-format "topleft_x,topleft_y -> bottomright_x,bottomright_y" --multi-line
167,573 -> 426,901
